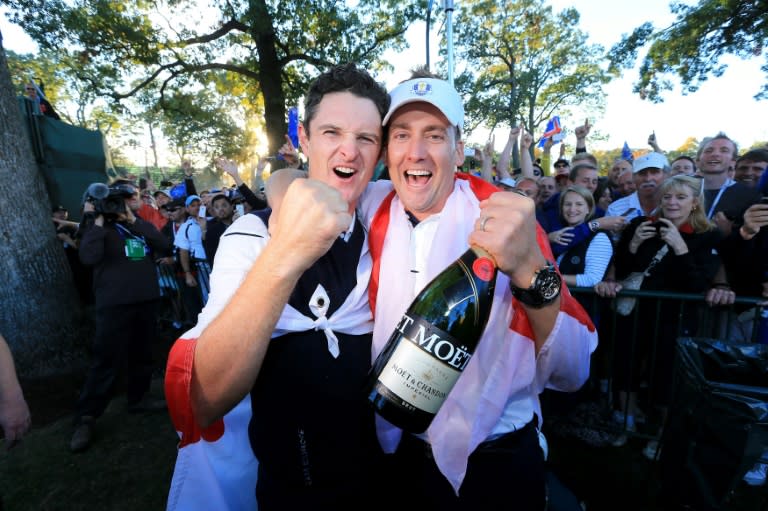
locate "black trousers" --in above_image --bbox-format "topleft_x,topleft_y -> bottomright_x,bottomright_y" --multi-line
74,300 -> 157,421
391,420 -> 546,510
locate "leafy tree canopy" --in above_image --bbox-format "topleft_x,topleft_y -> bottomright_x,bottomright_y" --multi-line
450,0 -> 611,138
607,0 -> 768,102
3,0 -> 417,158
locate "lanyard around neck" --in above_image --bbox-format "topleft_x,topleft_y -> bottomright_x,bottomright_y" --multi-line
706,178 -> 734,219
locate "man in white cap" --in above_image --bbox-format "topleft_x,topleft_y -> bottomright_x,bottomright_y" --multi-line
357,68 -> 597,508
606,151 -> 669,231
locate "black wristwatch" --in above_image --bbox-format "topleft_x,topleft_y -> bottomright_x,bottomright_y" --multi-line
509,262 -> 561,308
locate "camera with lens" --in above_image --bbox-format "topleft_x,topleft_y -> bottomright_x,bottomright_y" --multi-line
82,182 -> 135,220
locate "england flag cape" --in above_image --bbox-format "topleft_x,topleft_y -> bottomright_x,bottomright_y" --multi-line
165,212 -> 373,510
361,174 -> 597,494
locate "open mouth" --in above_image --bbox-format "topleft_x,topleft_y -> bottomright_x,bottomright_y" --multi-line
405,169 -> 432,186
333,166 -> 356,179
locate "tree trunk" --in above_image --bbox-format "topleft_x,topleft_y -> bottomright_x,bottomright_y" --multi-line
251,0 -> 288,158
0,32 -> 86,377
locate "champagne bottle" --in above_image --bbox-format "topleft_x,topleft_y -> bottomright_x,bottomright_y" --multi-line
365,246 -> 498,433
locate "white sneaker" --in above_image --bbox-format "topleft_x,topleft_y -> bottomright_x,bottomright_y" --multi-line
743,462 -> 767,486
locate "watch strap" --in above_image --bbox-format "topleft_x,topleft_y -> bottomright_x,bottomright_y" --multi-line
509,262 -> 561,308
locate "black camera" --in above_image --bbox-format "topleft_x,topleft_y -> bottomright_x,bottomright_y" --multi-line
83,182 -> 135,219
651,221 -> 664,234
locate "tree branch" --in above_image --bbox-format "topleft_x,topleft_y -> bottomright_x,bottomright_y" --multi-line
180,19 -> 250,46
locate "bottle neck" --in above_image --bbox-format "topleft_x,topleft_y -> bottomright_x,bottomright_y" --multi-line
470,245 -> 496,267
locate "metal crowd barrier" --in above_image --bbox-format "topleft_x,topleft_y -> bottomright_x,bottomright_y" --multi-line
559,286 -> 766,440
155,260 -> 211,329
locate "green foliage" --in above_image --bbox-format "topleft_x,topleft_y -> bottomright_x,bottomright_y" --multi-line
450,0 -> 610,139
607,0 -> 768,101
4,0 -> 418,160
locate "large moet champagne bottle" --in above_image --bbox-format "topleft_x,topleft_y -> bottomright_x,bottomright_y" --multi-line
365,246 -> 498,433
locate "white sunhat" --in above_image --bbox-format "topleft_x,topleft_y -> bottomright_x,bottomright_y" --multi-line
383,78 -> 464,131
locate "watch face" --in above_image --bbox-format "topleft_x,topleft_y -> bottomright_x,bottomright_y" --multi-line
536,268 -> 561,300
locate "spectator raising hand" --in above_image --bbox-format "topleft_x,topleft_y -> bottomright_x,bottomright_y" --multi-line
182,160 -> 194,178
519,124 -> 537,179
520,125 -> 534,150
648,131 -> 662,153
479,133 -> 495,183
483,133 -> 495,161
216,157 -> 246,188
278,134 -> 300,168
574,118 -> 591,140
575,119 -> 591,152
496,125 -> 520,181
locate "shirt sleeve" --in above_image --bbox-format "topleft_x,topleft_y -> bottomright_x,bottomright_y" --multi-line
174,221 -> 192,251
575,233 -> 613,287
190,215 -> 270,334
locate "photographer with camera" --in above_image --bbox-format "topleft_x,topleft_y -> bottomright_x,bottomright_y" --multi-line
70,180 -> 172,452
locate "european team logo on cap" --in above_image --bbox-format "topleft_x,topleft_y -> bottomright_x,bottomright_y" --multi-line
410,81 -> 433,96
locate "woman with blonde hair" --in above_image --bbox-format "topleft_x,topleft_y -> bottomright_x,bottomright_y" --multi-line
555,186 -> 613,294
596,174 -> 723,457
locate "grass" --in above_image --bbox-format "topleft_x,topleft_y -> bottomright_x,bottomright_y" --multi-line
0,378 -> 178,511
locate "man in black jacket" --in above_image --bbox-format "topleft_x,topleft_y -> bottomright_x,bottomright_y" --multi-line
70,182 -> 172,452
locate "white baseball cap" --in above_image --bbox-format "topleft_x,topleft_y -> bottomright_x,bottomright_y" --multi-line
383,78 -> 464,131
633,152 -> 669,173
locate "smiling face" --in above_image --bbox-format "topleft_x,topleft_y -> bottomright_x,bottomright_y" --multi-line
385,102 -> 464,222
734,159 -> 767,187
155,193 -> 171,207
298,91 -> 382,212
697,138 -> 736,176
561,190 -> 590,226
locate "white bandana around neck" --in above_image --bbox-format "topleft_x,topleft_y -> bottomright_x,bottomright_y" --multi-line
272,213 -> 374,356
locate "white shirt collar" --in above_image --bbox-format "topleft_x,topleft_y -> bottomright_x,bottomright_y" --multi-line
340,211 -> 357,243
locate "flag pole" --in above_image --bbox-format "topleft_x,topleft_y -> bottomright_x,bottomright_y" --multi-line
426,0 -> 434,70
443,0 -> 455,85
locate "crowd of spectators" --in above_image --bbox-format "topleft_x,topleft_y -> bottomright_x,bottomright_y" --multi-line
28,81 -> 766,488
40,147 -> 304,453
476,127 -> 768,472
